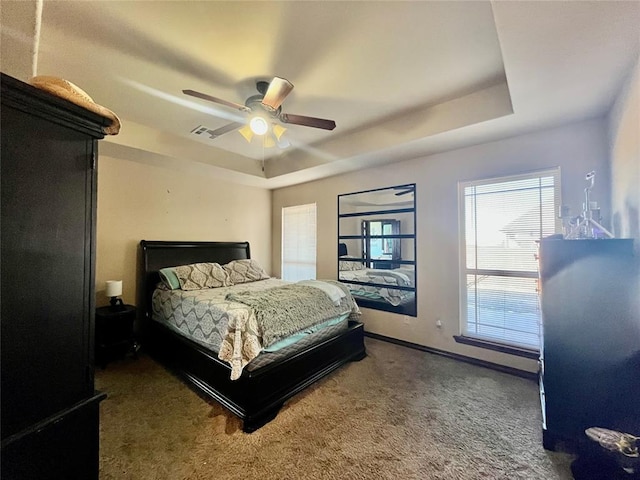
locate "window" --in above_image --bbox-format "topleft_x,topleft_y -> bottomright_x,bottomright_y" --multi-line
281,203 -> 317,281
458,169 -> 560,352
362,219 -> 401,268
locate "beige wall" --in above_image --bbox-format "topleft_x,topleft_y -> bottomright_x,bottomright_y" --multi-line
272,118 -> 610,373
0,0 -> 37,81
608,54 -> 640,244
96,156 -> 271,307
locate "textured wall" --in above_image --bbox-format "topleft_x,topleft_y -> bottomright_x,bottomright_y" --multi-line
608,55 -> 640,244
0,0 -> 38,80
272,118 -> 610,372
96,155 -> 271,307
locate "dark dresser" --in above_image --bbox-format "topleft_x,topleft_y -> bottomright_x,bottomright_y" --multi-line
1,73 -> 109,479
538,237 -> 640,452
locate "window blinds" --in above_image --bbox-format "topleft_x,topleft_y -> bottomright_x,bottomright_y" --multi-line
281,203 -> 317,282
461,171 -> 559,350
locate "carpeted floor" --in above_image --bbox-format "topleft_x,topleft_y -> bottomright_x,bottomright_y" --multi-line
96,338 -> 574,479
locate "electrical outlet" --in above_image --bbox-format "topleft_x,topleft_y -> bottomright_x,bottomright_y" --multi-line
403,315 -> 410,325
436,318 -> 442,328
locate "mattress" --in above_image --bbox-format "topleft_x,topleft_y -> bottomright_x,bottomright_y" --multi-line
151,278 -> 359,379
246,319 -> 348,371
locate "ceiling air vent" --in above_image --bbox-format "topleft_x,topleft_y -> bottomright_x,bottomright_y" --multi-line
190,125 -> 214,138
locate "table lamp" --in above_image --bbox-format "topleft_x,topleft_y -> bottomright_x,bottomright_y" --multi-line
105,280 -> 124,308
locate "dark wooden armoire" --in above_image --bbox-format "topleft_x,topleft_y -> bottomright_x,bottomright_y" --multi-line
538,237 -> 640,452
1,73 -> 109,479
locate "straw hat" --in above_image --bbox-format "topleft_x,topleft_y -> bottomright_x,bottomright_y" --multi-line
29,75 -> 121,135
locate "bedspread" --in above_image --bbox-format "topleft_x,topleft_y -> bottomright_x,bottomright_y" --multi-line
226,284 -> 353,347
221,280 -> 359,379
152,279 -> 360,380
339,268 -> 414,306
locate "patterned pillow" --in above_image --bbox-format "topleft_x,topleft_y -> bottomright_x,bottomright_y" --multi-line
339,256 -> 365,271
174,262 -> 231,290
159,267 -> 181,290
223,259 -> 270,284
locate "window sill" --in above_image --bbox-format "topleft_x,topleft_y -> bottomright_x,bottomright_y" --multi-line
453,335 -> 539,360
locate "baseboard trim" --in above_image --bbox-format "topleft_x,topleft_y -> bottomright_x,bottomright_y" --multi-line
364,331 -> 537,381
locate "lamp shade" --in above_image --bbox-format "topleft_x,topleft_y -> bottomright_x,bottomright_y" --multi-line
105,280 -> 122,297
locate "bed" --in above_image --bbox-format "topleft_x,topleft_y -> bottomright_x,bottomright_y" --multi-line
338,243 -> 416,315
137,240 -> 366,432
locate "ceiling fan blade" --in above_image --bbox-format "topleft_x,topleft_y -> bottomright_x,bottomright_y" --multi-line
206,122 -> 244,139
280,113 -> 336,130
261,77 -> 294,110
183,89 -> 249,112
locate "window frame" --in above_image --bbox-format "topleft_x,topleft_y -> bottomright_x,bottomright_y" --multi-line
457,168 -> 562,355
361,219 -> 402,267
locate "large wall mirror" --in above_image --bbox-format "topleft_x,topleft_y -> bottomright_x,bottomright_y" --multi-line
338,184 -> 416,316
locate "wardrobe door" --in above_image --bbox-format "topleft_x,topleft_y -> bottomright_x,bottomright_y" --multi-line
1,102 -> 96,438
0,395 -> 103,480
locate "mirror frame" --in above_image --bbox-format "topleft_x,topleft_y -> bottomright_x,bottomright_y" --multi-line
337,184 -> 417,316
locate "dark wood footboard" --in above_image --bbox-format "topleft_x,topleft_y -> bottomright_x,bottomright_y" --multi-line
144,320 -> 366,432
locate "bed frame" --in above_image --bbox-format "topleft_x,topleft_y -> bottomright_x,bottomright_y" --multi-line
338,242 -> 416,316
137,240 -> 366,432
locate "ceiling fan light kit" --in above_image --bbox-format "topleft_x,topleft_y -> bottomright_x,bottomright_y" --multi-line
238,124 -> 254,143
183,76 -> 336,148
272,124 -> 286,140
249,115 -> 269,135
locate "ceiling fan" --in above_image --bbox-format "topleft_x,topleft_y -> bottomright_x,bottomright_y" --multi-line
183,77 -> 336,148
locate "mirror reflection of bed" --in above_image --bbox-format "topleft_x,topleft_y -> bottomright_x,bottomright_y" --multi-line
337,184 -> 417,316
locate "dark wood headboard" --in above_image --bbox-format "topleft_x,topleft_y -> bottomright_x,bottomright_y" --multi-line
137,240 -> 251,329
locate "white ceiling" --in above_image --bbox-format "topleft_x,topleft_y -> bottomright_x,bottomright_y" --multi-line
1,1 -> 638,189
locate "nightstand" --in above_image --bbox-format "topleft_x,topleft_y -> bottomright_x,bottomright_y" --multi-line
95,304 -> 137,368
